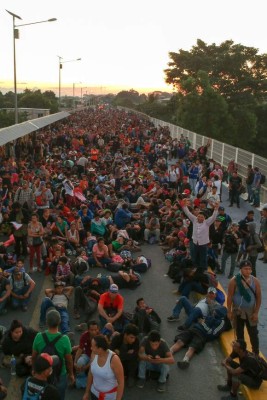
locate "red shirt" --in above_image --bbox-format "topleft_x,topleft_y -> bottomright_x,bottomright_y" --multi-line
98,292 -> 124,310
79,331 -> 92,357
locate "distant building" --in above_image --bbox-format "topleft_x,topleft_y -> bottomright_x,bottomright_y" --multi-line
1,108 -> 50,120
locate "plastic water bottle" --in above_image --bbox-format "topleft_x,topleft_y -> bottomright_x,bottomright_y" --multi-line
10,354 -> 16,376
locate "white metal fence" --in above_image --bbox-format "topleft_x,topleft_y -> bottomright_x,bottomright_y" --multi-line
118,107 -> 267,204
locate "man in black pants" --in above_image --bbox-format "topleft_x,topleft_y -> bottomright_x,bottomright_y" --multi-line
227,260 -> 261,355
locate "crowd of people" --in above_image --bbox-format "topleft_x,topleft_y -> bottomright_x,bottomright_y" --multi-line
0,106 -> 266,400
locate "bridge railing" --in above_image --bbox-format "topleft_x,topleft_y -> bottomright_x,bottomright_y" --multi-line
117,107 -> 267,204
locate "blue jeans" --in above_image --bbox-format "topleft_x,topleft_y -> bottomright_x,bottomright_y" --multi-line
138,360 -> 169,383
247,184 -> 253,202
192,243 -> 208,270
179,281 -> 206,298
40,297 -> 70,334
221,251 -> 237,275
56,374 -> 68,400
172,296 -> 203,328
252,187 -> 260,207
11,285 -> 31,308
75,354 -> 90,389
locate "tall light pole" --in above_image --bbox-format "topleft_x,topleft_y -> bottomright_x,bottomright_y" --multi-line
6,10 -> 57,125
57,57 -> 81,109
73,81 -> 81,109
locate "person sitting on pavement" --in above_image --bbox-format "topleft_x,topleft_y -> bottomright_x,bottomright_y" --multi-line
39,281 -> 73,334
110,323 -> 139,388
55,256 -> 73,285
167,286 -> 219,329
74,320 -> 100,389
21,353 -> 61,400
218,339 -> 264,400
171,305 -> 227,369
9,267 -> 35,311
88,237 -> 112,268
137,330 -> 175,393
132,297 -> 161,337
97,284 -> 125,332
144,210 -> 160,244
1,319 -> 37,377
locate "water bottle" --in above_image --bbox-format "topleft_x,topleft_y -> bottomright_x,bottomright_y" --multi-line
10,354 -> 16,376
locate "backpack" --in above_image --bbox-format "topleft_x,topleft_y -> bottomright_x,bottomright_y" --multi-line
41,333 -> 63,384
22,377 -> 47,400
260,174 -> 266,185
247,352 -> 267,380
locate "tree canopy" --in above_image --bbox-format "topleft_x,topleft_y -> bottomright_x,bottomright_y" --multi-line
161,39 -> 267,156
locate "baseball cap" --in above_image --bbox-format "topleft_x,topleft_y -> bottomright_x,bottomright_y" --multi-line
109,284 -> 119,293
207,287 -> 217,294
182,189 -> 191,195
33,353 -> 59,373
218,206 -> 225,211
239,260 -> 252,269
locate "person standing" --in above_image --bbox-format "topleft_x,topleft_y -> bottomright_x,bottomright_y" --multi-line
32,309 -> 75,400
9,202 -> 30,258
245,165 -> 254,203
259,206 -> 267,263
229,171 -> 242,208
82,335 -> 124,400
181,199 -> 219,270
227,260 -> 261,354
27,213 -> 44,273
251,167 -> 261,208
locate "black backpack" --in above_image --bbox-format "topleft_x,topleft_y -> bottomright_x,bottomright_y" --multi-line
247,351 -> 267,380
260,174 -> 266,185
41,333 -> 63,384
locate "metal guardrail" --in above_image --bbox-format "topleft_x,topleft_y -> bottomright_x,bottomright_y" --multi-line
117,107 -> 267,204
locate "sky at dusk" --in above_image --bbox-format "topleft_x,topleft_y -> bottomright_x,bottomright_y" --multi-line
1,0 -> 267,95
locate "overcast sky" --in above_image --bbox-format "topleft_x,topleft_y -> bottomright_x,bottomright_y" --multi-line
1,0 -> 266,95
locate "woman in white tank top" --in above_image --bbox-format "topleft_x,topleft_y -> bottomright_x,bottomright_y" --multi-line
82,335 -> 124,400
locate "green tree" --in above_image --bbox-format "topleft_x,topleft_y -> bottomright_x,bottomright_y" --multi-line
163,39 -> 267,153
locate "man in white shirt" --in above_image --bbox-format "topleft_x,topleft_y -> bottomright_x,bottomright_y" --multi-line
181,199 -> 219,270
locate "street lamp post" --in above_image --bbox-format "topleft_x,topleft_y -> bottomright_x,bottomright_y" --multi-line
57,57 -> 81,110
6,10 -> 57,125
73,81 -> 82,109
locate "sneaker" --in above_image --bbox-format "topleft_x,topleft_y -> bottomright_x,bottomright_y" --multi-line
217,384 -> 231,392
157,382 -> 166,392
177,360 -> 190,369
137,378 -> 145,388
167,315 -> 179,322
